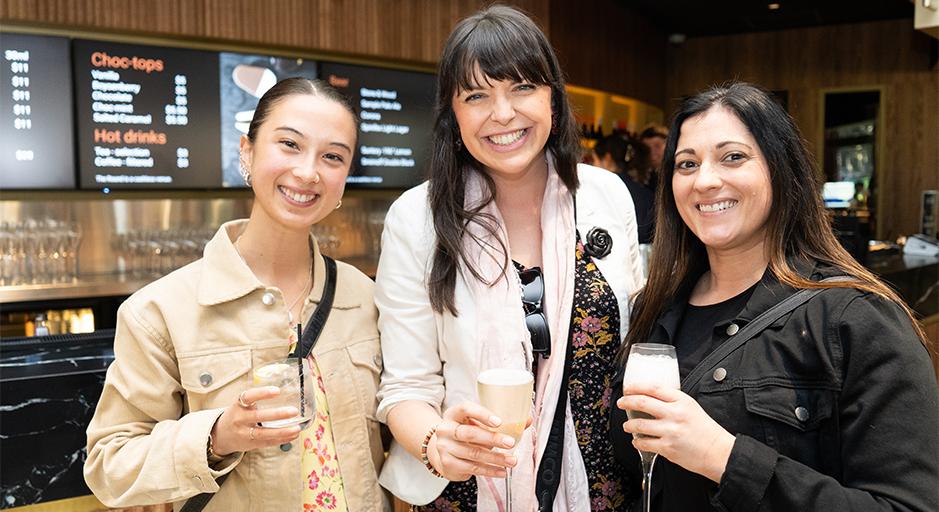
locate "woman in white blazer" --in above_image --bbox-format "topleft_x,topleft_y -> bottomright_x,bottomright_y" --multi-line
375,6 -> 644,511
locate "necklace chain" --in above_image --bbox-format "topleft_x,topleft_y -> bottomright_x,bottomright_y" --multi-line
234,234 -> 313,327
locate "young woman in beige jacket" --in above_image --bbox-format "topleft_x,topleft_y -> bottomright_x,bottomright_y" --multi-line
84,78 -> 388,511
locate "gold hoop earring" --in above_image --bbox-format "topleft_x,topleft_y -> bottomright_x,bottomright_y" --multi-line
335,200 -> 342,210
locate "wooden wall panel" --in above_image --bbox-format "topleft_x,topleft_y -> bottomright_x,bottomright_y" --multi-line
1,0 -> 550,64
1,0 -> 664,102
666,19 -> 939,239
549,0 -> 667,108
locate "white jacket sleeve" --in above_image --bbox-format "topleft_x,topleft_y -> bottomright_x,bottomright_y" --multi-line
84,301 -> 240,507
374,191 -> 446,423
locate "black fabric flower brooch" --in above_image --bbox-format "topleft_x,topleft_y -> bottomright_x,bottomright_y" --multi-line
584,227 -> 612,259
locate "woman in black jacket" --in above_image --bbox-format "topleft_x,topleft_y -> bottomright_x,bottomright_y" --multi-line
611,82 -> 938,512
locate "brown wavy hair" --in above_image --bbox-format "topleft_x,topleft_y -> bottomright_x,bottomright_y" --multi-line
427,5 -> 582,315
619,82 -> 926,362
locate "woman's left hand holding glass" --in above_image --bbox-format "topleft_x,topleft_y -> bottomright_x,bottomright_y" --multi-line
618,383 -> 736,483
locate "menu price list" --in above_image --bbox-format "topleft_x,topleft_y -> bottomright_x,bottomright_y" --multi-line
72,40 -> 222,189
321,62 -> 434,189
0,33 -> 76,189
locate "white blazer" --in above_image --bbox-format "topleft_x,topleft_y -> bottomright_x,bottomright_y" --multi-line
375,164 -> 645,505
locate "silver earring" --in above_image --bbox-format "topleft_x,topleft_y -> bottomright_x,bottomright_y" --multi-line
239,157 -> 251,186
335,199 -> 342,210
455,138 -> 463,151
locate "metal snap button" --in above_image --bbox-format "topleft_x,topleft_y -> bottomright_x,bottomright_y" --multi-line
712,367 -> 727,382
725,323 -> 740,336
280,442 -> 293,452
261,292 -> 275,306
199,372 -> 213,387
795,406 -> 810,422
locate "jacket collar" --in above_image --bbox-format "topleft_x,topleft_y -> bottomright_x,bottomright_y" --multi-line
651,257 -> 822,342
197,219 -> 360,309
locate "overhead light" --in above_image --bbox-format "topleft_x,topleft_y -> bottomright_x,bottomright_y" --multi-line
768,3 -> 781,9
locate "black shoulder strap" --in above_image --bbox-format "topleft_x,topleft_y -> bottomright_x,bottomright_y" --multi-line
182,255 -> 337,512
681,276 -> 854,396
292,255 -> 338,359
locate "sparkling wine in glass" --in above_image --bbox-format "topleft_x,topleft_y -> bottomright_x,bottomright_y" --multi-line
623,343 -> 680,512
477,368 -> 533,512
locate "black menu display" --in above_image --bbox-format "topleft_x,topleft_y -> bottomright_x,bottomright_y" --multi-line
72,40 -> 222,189
0,33 -> 76,189
321,62 -> 434,188
218,52 -> 318,187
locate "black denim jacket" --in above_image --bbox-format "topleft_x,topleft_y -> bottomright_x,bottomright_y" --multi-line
611,260 -> 939,512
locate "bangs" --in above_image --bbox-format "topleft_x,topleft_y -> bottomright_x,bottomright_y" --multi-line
448,17 -> 555,93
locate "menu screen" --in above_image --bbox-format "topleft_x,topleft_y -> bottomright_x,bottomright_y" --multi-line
72,39 -> 222,189
0,33 -> 76,189
218,52 -> 318,187
321,62 -> 434,188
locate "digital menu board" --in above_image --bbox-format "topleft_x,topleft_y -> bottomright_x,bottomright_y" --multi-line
0,33 -> 76,189
72,39 -> 222,189
218,52 -> 318,187
320,62 -> 434,188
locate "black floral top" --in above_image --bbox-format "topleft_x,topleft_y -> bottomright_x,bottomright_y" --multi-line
415,235 -> 639,511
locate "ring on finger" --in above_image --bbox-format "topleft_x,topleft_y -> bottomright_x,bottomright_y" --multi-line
237,391 -> 252,408
249,426 -> 256,441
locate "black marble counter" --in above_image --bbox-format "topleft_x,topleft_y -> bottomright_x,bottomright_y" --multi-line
0,330 -> 115,509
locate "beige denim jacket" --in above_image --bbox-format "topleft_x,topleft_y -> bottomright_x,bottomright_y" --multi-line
84,220 -> 389,511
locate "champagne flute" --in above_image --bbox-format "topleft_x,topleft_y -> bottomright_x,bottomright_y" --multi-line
477,368 -> 533,512
623,343 -> 680,512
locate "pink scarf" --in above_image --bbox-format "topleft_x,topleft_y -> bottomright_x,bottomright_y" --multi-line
464,155 -> 590,512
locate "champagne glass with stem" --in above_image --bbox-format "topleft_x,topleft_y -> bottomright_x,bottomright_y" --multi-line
477,367 -> 533,512
623,343 -> 680,512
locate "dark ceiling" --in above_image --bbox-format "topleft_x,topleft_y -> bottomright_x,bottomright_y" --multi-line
625,0 -> 915,38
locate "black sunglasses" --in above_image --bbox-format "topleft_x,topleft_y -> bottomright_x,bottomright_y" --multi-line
518,267 -> 551,357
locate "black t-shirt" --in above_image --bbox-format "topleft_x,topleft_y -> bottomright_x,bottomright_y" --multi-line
673,284 -> 756,379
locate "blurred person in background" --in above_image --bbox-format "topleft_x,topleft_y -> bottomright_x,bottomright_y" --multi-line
592,134 -> 656,244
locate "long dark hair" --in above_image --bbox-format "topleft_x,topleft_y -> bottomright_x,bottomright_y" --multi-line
427,5 -> 582,315
620,82 -> 925,360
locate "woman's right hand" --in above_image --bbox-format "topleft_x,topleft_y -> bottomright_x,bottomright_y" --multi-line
210,386 -> 302,456
427,402 -> 520,481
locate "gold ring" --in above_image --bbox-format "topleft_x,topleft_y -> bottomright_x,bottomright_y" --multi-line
237,391 -> 252,408
249,426 -> 256,441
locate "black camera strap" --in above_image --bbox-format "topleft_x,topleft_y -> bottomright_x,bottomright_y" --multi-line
181,255 -> 337,512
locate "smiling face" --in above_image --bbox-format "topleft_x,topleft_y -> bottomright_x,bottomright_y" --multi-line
672,105 -> 773,257
451,69 -> 553,180
240,93 -> 356,233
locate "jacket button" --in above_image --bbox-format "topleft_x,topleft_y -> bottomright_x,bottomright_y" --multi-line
795,406 -> 810,422
280,442 -> 293,452
725,323 -> 740,336
262,292 -> 275,306
199,372 -> 213,387
712,367 -> 727,382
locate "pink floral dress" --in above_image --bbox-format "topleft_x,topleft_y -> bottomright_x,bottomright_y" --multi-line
301,358 -> 349,511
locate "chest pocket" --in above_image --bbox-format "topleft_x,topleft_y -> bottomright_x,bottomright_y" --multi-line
743,383 -> 838,470
178,349 -> 252,411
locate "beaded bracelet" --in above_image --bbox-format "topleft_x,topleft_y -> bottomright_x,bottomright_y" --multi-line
420,425 -> 444,478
